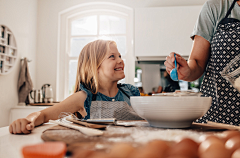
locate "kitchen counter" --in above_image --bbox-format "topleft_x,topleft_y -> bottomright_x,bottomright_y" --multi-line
0,123 -> 55,158
0,121 -> 227,158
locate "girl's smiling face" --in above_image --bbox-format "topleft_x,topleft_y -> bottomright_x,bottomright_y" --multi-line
98,43 -> 125,82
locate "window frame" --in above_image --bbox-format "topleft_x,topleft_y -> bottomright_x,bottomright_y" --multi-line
57,3 -> 134,101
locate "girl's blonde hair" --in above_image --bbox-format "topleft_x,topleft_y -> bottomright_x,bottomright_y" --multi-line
74,39 -> 116,94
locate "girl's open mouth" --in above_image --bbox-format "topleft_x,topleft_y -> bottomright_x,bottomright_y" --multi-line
114,68 -> 123,71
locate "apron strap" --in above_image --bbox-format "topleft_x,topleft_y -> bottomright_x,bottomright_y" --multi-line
117,84 -> 130,99
225,0 -> 238,19
92,93 -> 97,101
92,84 -> 130,101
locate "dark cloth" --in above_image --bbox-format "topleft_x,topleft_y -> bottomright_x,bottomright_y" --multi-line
18,58 -> 33,103
164,81 -> 180,92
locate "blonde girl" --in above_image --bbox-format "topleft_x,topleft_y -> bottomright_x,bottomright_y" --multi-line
9,40 -> 141,134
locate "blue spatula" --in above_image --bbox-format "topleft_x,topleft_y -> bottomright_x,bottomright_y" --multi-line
170,54 -> 178,81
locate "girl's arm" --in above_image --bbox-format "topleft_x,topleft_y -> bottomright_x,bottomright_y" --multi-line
9,91 -> 87,134
164,35 -> 211,81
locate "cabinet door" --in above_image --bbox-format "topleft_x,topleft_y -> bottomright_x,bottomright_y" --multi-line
134,6 -> 202,57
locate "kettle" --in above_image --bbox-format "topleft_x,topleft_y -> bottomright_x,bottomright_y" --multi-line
30,89 -> 43,103
41,84 -> 53,103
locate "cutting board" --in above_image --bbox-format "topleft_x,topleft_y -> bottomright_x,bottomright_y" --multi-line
41,121 -> 228,153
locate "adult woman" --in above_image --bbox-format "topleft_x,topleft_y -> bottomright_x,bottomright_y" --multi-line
165,0 -> 240,125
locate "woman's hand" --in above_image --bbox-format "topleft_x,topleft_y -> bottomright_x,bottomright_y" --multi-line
164,52 -> 191,81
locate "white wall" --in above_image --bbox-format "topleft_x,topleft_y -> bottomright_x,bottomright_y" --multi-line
36,0 -> 206,101
0,0 -> 38,127
0,0 -> 206,127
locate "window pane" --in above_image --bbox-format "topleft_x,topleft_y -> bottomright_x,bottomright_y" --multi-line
71,16 -> 97,35
99,15 -> 126,35
69,60 -> 78,95
111,36 -> 126,56
70,37 -> 97,57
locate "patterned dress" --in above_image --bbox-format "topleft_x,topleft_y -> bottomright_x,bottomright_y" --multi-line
196,0 -> 240,125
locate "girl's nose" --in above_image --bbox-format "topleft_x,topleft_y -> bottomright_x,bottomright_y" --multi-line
117,57 -> 123,64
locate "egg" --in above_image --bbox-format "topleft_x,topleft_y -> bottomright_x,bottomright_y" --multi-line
130,139 -> 170,158
167,138 -> 199,158
225,135 -> 240,155
108,143 -> 136,158
88,151 -> 110,158
199,135 -> 225,143
72,149 -> 94,158
220,130 -> 240,142
198,136 -> 231,158
231,148 -> 240,158
167,156 -> 194,158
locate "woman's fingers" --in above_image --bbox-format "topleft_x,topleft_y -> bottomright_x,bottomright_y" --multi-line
175,56 -> 187,67
164,60 -> 174,73
165,52 -> 181,73
165,52 -> 191,80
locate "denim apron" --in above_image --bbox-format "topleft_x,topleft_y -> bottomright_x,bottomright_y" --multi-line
196,0 -> 240,125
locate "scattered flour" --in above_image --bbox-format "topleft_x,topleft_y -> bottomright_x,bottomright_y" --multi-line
105,126 -> 209,145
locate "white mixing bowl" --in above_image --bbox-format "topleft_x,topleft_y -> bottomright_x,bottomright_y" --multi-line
130,96 -> 212,128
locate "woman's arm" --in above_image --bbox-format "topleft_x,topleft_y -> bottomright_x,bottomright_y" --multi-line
187,35 -> 211,81
9,91 -> 87,134
164,35 -> 211,82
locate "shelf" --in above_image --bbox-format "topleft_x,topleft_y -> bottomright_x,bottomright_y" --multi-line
6,31 -> 12,35
5,63 -> 13,66
0,25 -> 17,75
4,54 -> 17,58
8,45 -> 17,49
0,43 -> 16,49
29,102 -> 59,106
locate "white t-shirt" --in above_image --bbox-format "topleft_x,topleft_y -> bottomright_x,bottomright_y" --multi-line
191,0 -> 240,43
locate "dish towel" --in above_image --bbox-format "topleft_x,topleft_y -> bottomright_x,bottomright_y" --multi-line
18,58 -> 33,104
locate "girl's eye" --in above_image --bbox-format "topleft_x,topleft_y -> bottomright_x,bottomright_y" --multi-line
119,55 -> 121,58
109,55 -> 114,58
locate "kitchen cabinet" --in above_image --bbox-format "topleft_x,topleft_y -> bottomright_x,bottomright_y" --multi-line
134,6 -> 202,60
9,106 -> 48,125
0,25 -> 17,74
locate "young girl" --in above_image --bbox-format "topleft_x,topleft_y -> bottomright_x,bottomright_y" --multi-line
9,40 -> 141,134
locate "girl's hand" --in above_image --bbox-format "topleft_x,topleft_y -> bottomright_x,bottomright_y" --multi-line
164,52 -> 191,81
9,118 -> 35,134
9,111 -> 41,134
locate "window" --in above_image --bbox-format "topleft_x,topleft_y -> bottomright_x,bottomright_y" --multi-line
58,3 -> 134,100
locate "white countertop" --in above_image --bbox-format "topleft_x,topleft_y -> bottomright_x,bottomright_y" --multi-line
11,105 -> 50,109
0,123 -> 55,158
0,121 -> 225,158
